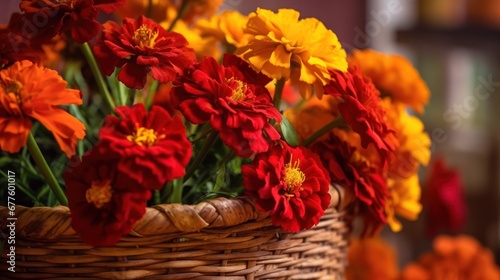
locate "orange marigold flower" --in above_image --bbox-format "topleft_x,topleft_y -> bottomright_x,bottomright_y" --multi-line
346,237 -> 399,280
41,35 -> 67,69
182,0 -> 224,24
400,235 -> 500,280
348,49 -> 430,114
236,8 -> 347,99
0,60 -> 85,157
283,95 -> 339,144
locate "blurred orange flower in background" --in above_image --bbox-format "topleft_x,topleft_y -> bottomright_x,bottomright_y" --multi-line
182,0 -> 225,24
114,0 -> 174,22
346,237 -> 399,280
400,235 -> 500,280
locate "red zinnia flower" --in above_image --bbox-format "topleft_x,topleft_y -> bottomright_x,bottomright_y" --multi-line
171,54 -> 282,158
324,66 -> 397,165
242,143 -> 331,232
93,15 -> 196,89
311,130 -> 389,235
0,24 -> 44,69
97,103 -> 192,190
10,0 -> 125,44
423,156 -> 467,236
64,150 -> 151,246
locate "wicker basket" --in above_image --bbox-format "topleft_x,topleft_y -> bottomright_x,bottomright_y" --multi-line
0,185 -> 353,280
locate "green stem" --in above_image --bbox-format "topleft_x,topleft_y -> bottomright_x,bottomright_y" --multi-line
169,178 -> 184,204
80,42 -> 116,113
184,130 -> 218,181
128,89 -> 137,106
161,181 -> 173,202
145,80 -> 159,110
302,117 -> 346,147
117,81 -> 129,107
167,0 -> 190,32
26,133 -> 68,206
153,190 -> 161,205
69,104 -> 86,156
273,78 -> 286,110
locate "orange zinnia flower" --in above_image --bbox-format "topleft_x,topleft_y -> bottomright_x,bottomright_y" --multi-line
0,60 -> 85,157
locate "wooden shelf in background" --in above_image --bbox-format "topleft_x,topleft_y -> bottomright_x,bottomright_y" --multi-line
396,25 -> 500,53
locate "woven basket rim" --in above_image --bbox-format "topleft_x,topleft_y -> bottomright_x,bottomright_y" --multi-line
0,185 -> 353,239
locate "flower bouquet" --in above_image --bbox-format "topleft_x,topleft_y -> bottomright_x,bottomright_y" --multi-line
0,0 -> 431,279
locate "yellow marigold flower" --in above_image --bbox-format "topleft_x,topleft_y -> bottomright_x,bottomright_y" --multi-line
160,19 -> 221,61
195,10 -> 250,48
346,237 -> 399,280
385,174 -> 423,232
383,99 -> 431,180
349,49 -> 430,114
236,8 -> 348,99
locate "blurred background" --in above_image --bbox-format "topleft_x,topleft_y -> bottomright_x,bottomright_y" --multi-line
2,0 -> 499,269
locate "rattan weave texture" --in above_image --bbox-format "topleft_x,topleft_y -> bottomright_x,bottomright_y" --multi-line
0,186 -> 353,279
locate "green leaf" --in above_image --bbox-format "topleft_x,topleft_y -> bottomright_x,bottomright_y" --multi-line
228,156 -> 243,175
213,165 -> 226,193
280,114 -> 300,146
0,156 -> 16,167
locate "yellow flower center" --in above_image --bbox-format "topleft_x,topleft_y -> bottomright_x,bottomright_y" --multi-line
133,25 -> 159,48
5,79 -> 22,96
225,77 -> 247,101
350,150 -> 371,167
86,180 -> 112,209
283,156 -> 305,197
0,80 -> 23,116
127,127 -> 165,147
